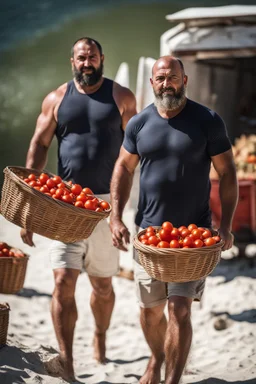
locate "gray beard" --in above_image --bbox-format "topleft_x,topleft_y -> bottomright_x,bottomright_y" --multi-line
154,88 -> 186,111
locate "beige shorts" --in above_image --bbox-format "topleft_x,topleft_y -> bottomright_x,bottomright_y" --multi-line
134,226 -> 205,308
49,194 -> 119,277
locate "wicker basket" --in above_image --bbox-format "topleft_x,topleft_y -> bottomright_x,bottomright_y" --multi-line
133,227 -> 223,283
0,303 -> 10,347
0,253 -> 29,294
1,166 -> 111,243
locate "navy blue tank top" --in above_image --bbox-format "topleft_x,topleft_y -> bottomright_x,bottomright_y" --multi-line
55,78 -> 123,194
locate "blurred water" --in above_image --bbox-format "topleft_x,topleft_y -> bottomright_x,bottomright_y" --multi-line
0,0 -> 254,186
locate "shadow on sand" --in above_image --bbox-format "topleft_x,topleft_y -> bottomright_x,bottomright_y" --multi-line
210,257 -> 256,282
187,379 -> 256,384
16,287 -> 52,298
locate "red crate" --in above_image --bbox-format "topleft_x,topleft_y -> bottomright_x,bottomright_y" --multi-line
210,179 -> 256,234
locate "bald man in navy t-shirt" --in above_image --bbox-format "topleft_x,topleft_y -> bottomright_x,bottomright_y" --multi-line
110,56 -> 238,384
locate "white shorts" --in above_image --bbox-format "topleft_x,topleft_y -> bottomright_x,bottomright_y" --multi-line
49,194 -> 119,277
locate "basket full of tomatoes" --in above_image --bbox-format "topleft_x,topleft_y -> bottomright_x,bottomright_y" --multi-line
133,221 -> 224,283
1,166 -> 111,243
0,242 -> 28,294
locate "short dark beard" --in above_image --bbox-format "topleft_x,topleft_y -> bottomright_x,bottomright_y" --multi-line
73,61 -> 104,86
154,85 -> 186,111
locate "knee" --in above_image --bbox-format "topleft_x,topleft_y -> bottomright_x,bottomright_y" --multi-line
92,279 -> 114,299
140,307 -> 163,327
168,297 -> 191,324
53,270 -> 76,300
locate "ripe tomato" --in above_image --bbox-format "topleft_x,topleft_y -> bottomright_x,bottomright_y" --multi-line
188,223 -> 197,232
0,242 -> 8,251
57,182 -> 66,189
39,173 -> 49,184
159,229 -> 172,242
147,235 -> 159,246
55,188 -> 64,198
171,228 -> 179,239
193,239 -> 204,248
95,207 -> 103,212
83,187 -> 93,195
183,237 -> 194,248
29,180 -> 37,187
204,237 -> 216,246
28,173 -> 36,181
71,184 -> 83,195
2,248 -> 10,256
157,241 -> 170,248
198,227 -> 206,233
52,176 -> 62,185
202,229 -> 212,239
40,185 -> 49,193
178,226 -> 187,234
24,178 -> 30,183
62,194 -> 73,204
84,200 -> 97,210
192,229 -> 202,240
162,221 -> 173,231
46,178 -> 57,189
76,194 -> 88,203
100,201 -> 110,211
146,230 -> 155,238
74,201 -> 84,208
181,229 -> 191,238
170,240 -> 180,248
213,236 -> 221,243
139,234 -> 148,241
141,239 -> 149,245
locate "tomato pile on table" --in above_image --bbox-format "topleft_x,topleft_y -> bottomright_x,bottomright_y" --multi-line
139,221 -> 221,248
22,172 -> 110,212
0,242 -> 26,257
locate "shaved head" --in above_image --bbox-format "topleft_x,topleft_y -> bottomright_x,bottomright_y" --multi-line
150,56 -> 187,112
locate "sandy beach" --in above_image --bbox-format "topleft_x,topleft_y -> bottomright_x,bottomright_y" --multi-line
0,214 -> 256,384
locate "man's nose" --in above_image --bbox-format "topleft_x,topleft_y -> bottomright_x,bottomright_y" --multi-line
83,58 -> 91,66
163,77 -> 172,88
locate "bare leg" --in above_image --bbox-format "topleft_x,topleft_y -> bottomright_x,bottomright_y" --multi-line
51,268 -> 80,381
89,276 -> 115,363
165,296 -> 193,384
139,303 -> 167,384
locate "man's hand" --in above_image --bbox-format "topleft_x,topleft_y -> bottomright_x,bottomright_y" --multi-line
20,229 -> 35,247
219,227 -> 234,251
110,218 -> 130,251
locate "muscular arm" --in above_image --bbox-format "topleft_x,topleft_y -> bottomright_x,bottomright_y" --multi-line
110,147 -> 139,250
113,82 -> 137,130
211,148 -> 238,250
26,90 -> 61,170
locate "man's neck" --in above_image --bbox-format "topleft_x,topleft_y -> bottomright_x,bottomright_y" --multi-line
74,77 -> 104,94
157,98 -> 187,119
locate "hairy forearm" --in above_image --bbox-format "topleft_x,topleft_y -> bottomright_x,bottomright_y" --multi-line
110,164 -> 134,220
219,168 -> 238,230
26,140 -> 48,171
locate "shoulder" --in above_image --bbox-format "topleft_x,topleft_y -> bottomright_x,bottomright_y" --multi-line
126,104 -> 154,128
112,80 -> 136,104
42,82 -> 68,110
187,99 -> 224,124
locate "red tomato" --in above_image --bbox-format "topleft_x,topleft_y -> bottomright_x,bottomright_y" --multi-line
202,229 -> 212,239
50,188 -> 56,195
84,200 -> 97,210
193,239 -> 204,248
204,237 -> 216,246
188,223 -> 197,232
9,251 -> 15,257
95,207 -> 103,212
57,182 -> 66,189
62,194 -> 73,204
34,186 -> 41,191
162,221 -> 173,231
24,178 -> 30,183
55,188 -> 64,198
171,228 -> 179,239
147,235 -> 159,246
170,240 -> 180,248
29,180 -> 37,187
178,226 -> 187,234
181,229 -> 191,238
40,185 -> 50,193
100,201 -> 110,211
52,176 -> 62,185
139,234 -> 148,241
157,241 -> 170,248
44,192 -> 52,197
198,227 -> 206,233
83,187 -> 93,195
146,226 -> 155,233
0,251 -> 4,257
141,239 -> 149,245
28,173 -> 36,181
76,194 -> 88,203
192,229 -> 202,240
39,173 -> 49,184
2,248 -> 10,256
46,178 -> 57,189
159,229 -> 172,242
213,236 -> 221,243
74,201 -> 84,208
71,184 -> 83,195
183,237 -> 194,247
146,230 -> 155,238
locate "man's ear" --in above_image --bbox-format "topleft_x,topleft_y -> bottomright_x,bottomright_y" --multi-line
101,54 -> 105,63
150,78 -> 153,86
184,75 -> 188,86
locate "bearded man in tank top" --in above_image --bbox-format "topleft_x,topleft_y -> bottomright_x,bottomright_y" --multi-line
20,37 -> 137,382
110,56 -> 238,384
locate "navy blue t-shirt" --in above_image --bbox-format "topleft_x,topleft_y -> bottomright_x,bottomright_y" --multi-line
123,100 -> 231,229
